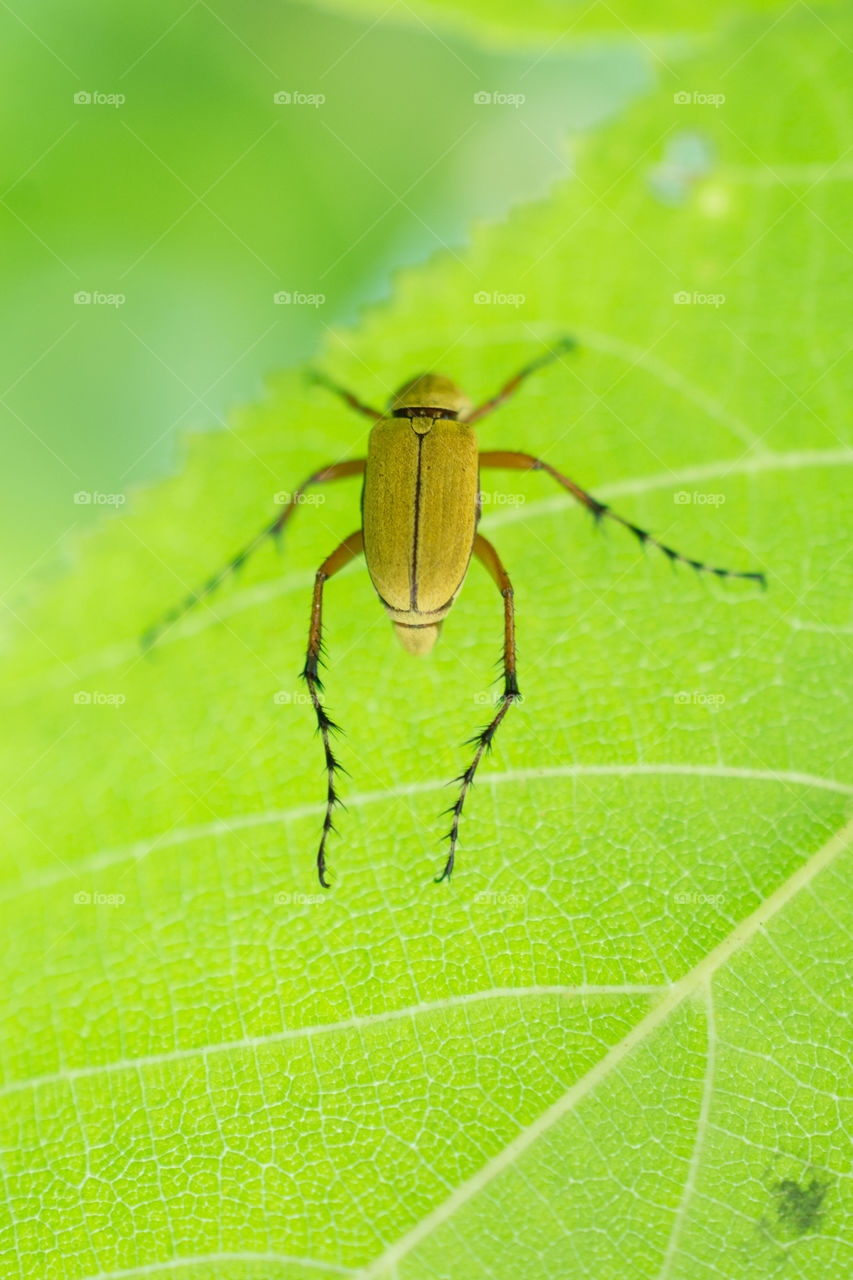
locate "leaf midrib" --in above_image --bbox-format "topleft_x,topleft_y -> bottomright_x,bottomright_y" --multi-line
58,809 -> 853,1280
0,983 -> 665,1102
5,762 -> 852,904
359,811 -> 853,1279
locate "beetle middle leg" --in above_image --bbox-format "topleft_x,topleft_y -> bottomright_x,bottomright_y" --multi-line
436,533 -> 519,884
301,528 -> 364,887
464,336 -> 577,425
479,451 -> 766,585
141,459 -> 366,650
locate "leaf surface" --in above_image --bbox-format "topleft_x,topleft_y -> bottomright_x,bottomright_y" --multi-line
1,8 -> 852,1278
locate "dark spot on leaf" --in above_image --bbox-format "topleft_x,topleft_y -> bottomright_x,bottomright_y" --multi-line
769,1174 -> 831,1238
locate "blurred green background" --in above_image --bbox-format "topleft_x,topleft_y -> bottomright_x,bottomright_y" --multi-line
0,0 -> 656,598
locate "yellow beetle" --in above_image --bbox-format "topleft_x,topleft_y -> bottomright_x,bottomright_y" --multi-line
363,373 -> 478,655
143,339 -> 764,886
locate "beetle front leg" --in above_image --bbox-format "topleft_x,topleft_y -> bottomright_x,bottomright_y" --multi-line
463,336 -> 576,425
141,459 -> 366,651
436,533 -> 519,883
300,529 -> 365,887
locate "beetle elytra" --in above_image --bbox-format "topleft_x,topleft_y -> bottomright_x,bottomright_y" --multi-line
143,339 -> 765,886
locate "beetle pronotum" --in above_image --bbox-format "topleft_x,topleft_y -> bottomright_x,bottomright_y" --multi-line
144,338 -> 764,885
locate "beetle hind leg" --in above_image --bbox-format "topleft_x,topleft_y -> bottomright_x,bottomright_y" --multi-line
436,534 -> 519,883
299,529 -> 364,887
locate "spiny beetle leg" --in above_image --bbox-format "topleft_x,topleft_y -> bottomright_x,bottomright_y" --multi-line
299,529 -> 364,888
140,459 -> 365,652
478,451 -> 766,587
436,533 -> 519,883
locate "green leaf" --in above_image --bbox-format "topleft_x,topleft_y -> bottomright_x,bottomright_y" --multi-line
2,7 -> 852,1278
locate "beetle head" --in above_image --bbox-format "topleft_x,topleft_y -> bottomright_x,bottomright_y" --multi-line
388,373 -> 472,420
